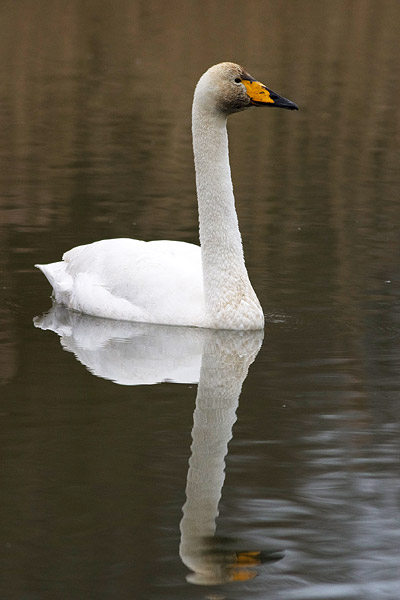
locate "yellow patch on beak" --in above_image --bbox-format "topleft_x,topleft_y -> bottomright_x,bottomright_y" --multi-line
230,568 -> 258,582
235,551 -> 262,565
242,79 -> 274,105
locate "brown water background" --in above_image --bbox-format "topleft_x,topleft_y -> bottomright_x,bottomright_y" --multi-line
1,1 -> 400,599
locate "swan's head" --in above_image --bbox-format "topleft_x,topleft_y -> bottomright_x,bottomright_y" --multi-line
194,62 -> 298,115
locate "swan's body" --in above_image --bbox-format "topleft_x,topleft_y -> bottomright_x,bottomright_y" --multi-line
40,238 -> 204,326
36,62 -> 297,330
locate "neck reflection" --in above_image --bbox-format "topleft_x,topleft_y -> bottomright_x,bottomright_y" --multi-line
180,329 -> 283,585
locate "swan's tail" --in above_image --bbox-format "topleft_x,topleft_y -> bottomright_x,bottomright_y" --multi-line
35,261 -> 73,304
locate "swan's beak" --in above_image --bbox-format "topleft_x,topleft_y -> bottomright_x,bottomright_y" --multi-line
241,75 -> 298,110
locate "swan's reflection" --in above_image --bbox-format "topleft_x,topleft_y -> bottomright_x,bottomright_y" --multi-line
34,304 -> 204,385
34,305 -> 284,585
180,328 -> 284,585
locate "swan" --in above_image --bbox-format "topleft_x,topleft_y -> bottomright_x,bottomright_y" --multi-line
36,62 -> 297,330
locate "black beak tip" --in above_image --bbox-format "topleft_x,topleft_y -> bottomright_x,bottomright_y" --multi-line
267,88 -> 299,111
279,98 -> 299,111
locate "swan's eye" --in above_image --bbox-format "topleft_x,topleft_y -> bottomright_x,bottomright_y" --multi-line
234,77 -> 241,84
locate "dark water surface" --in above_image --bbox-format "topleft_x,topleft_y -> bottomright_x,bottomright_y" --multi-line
1,1 -> 400,599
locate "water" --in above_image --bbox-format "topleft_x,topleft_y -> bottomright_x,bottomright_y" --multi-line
1,1 -> 400,598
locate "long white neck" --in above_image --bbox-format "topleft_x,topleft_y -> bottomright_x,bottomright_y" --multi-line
192,103 -> 264,330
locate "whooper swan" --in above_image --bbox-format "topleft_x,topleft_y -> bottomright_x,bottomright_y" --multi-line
36,62 -> 298,330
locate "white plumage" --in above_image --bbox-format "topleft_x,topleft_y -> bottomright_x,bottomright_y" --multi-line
39,239 -> 203,326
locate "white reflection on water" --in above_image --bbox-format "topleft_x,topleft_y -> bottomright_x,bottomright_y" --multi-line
34,304 -> 204,385
34,305 -> 284,586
